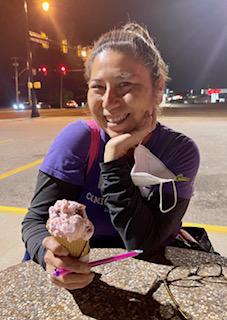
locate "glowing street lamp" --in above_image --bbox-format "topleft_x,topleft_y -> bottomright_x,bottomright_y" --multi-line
41,1 -> 50,12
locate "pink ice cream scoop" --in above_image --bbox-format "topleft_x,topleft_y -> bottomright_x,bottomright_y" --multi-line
47,199 -> 94,242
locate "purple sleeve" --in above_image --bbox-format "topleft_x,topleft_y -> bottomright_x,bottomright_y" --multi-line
40,120 -> 90,186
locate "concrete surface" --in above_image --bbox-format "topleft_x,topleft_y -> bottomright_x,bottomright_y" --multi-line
1,248 -> 227,320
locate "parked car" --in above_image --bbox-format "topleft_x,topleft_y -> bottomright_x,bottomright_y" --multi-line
12,102 -> 30,110
65,100 -> 78,108
13,102 -> 51,110
36,102 -> 51,109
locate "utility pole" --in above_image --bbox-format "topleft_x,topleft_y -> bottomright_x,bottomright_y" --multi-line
11,57 -> 20,105
59,66 -> 66,108
24,0 -> 40,117
60,74 -> 63,108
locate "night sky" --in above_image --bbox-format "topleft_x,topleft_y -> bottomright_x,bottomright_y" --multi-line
1,0 -> 227,106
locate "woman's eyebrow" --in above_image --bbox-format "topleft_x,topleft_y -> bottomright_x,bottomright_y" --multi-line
89,73 -> 139,83
118,72 -> 137,80
88,79 -> 103,83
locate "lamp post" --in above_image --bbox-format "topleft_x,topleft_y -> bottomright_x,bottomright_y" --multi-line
11,57 -> 20,105
24,0 -> 40,117
59,66 -> 66,108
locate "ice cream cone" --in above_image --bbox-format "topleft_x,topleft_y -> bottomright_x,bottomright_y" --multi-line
47,199 -> 94,261
55,236 -> 90,258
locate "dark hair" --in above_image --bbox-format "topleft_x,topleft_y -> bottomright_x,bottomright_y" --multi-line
85,22 -> 169,88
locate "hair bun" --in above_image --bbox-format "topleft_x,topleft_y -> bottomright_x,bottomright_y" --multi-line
85,21 -> 169,85
122,22 -> 153,45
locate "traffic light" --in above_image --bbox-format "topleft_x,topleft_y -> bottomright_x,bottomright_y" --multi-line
77,45 -> 92,61
59,65 -> 67,76
39,66 -> 48,76
61,39 -> 68,54
40,32 -> 49,49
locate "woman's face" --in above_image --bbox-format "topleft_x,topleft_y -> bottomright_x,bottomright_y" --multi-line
87,49 -> 157,137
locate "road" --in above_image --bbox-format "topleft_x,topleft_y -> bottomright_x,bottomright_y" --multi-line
1,104 -> 227,119
0,107 -> 90,119
0,107 -> 227,269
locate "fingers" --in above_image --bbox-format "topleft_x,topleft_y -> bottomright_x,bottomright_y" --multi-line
104,109 -> 157,161
42,236 -> 69,256
44,249 -> 95,290
51,271 -> 95,290
44,249 -> 91,274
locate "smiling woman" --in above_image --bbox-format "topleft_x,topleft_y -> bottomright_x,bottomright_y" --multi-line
22,22 -> 200,291
87,50 -> 156,137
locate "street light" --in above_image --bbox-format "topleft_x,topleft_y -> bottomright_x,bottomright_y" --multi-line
41,1 -> 50,12
23,1 -> 50,118
24,0 -> 40,117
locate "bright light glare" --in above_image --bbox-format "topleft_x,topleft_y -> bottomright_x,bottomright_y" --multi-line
42,1 -> 50,12
172,95 -> 183,100
13,104 -> 18,110
81,49 -> 87,58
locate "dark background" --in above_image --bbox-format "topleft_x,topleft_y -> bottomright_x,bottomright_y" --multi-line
1,0 -> 227,106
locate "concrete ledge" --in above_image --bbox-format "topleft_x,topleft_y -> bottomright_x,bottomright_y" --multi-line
0,248 -> 226,320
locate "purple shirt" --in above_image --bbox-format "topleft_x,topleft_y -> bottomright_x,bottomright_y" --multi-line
40,120 -> 200,237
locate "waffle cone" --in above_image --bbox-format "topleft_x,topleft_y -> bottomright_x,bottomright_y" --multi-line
55,236 -> 90,258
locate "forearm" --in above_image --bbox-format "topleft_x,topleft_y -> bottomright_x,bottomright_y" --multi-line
22,214 -> 49,268
100,158 -> 190,252
22,171 -> 81,268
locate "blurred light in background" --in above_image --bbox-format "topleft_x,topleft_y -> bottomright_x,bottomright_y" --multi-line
41,1 -> 50,12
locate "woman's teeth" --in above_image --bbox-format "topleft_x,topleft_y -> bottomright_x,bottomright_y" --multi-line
106,113 -> 129,124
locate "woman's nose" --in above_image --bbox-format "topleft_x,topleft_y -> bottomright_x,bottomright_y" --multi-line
102,88 -> 120,111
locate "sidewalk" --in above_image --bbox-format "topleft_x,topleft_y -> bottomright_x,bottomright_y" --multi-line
0,207 -> 226,271
0,210 -> 25,270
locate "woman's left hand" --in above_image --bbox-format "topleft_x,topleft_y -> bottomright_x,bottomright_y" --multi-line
104,110 -> 157,162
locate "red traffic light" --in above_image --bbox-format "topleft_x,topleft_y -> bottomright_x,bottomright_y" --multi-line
59,65 -> 67,75
39,66 -> 48,76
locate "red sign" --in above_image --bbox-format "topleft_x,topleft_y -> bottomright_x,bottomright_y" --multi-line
207,88 -> 221,95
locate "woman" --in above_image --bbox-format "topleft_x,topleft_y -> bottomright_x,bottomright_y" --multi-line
22,22 -> 200,289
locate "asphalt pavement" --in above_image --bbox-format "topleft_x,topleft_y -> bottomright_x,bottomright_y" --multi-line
0,106 -> 227,270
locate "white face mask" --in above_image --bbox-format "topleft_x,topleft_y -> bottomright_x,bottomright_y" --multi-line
131,144 -> 177,213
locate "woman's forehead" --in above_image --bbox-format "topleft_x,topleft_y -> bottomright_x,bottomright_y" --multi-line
90,49 -> 150,80
89,72 -> 137,82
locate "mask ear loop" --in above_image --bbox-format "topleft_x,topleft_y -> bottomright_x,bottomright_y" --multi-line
159,181 -> 177,213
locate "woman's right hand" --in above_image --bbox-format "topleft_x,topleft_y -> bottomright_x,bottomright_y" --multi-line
42,236 -> 95,290
104,110 -> 157,162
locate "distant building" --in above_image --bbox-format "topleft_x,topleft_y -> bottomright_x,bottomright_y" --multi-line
164,88 -> 227,105
203,88 -> 227,103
